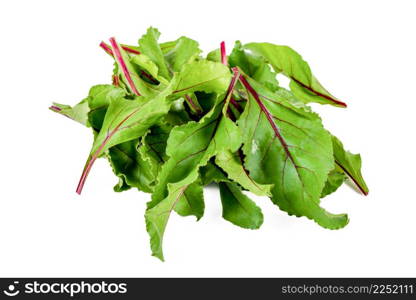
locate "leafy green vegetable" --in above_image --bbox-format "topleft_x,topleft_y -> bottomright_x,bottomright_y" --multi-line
50,27 -> 368,260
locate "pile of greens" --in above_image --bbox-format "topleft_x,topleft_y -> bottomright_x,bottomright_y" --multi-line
50,27 -> 368,261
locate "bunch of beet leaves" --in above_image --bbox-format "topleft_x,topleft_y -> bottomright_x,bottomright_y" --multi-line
50,27 -> 368,261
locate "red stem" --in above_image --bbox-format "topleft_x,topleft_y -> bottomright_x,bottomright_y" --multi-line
220,41 -> 227,66
76,135 -> 111,195
225,68 -> 240,101
99,41 -> 113,56
100,41 -> 141,56
109,37 -> 141,96
49,105 -> 62,112
101,41 -> 156,86
335,160 -> 368,196
112,74 -> 120,87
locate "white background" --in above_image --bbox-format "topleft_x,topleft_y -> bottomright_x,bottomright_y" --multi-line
1,0 -> 415,277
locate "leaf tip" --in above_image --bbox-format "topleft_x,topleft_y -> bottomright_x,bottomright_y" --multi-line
152,252 -> 165,262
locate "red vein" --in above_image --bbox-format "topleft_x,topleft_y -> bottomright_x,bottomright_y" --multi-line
109,37 -> 141,96
220,41 -> 227,66
173,76 -> 226,94
239,75 -> 296,165
291,77 -> 347,108
335,160 -> 368,196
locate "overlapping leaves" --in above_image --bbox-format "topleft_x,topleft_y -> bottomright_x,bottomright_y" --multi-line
50,28 -> 368,261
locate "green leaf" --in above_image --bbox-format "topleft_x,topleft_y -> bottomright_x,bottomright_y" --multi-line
145,103 -> 239,259
87,85 -> 126,130
219,182 -> 263,229
131,53 -> 169,85
138,123 -> 171,179
206,48 -> 221,63
50,98 -> 89,126
51,30 -> 369,262
50,84 -> 125,128
174,180 -> 205,220
244,42 -> 347,107
144,190 -> 175,261
321,167 -> 346,198
138,27 -> 170,80
165,99 -> 193,126
229,41 -> 279,92
108,139 -> 156,193
200,162 -> 228,185
146,71 -> 241,260
215,150 -> 272,196
159,40 -> 178,54
332,135 -> 369,195
146,183 -> 191,261
183,94 -> 203,115
173,60 -> 231,96
164,36 -> 201,72
238,76 -> 348,229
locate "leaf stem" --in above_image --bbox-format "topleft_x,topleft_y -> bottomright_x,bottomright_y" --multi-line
99,41 -> 113,56
335,160 -> 368,195
100,41 -> 141,56
220,41 -> 227,66
112,75 -> 120,87
101,41 -> 157,86
225,67 -> 240,101
109,37 -> 141,96
49,105 -> 62,112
